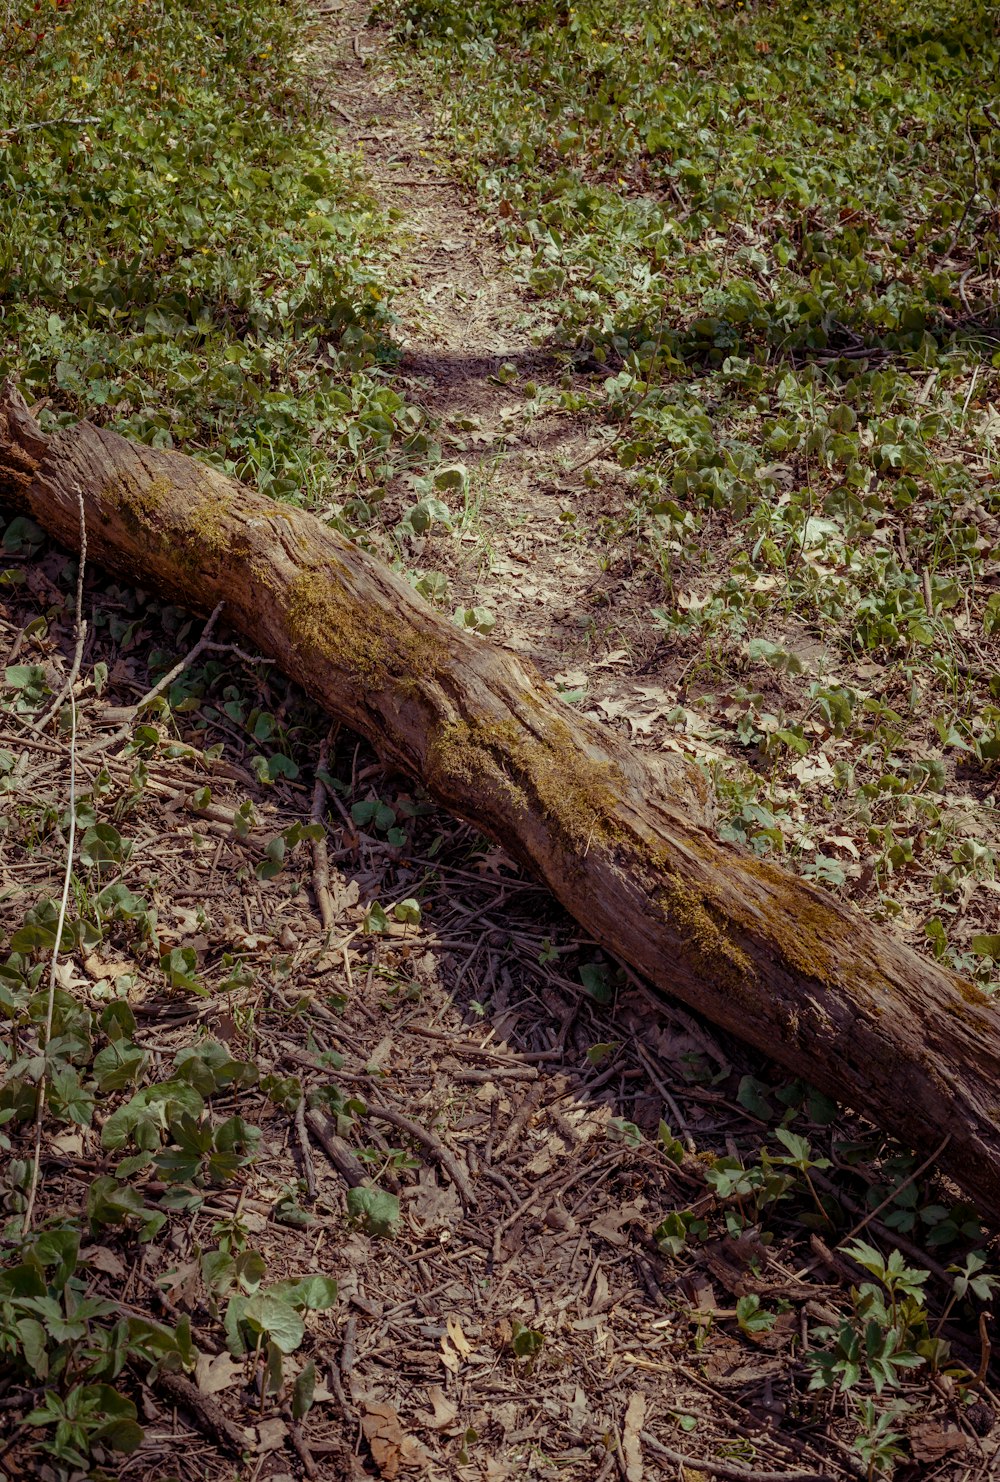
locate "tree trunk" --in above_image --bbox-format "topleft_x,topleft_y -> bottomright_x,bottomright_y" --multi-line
2,384 -> 999,1224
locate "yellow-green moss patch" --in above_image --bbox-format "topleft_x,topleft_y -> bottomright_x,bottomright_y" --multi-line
429,709 -> 623,851
105,470 -> 171,535
188,486 -> 235,560
429,716 -> 525,810
657,872 -> 757,992
285,567 -> 445,690
953,976 -> 991,1008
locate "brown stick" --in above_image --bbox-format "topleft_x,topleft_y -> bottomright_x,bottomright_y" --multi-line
310,725 -> 338,932
640,1432 -> 836,1482
151,1369 -> 252,1457
3,383 -> 1000,1224
280,1401 -> 320,1479
294,1096 -> 318,1200
366,1102 -> 476,1209
304,1108 -> 369,1188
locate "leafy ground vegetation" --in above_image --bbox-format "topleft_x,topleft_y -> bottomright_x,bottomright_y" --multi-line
0,0 -> 431,505
386,0 -> 1000,981
2,0 -> 1000,1479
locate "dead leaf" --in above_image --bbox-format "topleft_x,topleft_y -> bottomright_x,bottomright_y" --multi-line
446,1315 -> 473,1357
160,1258 -> 201,1307
366,1033 -> 395,1071
195,1351 -> 245,1396
51,1130 -> 85,1157
909,1421 -> 968,1462
568,1386 -> 589,1429
414,1384 -> 458,1431
82,954 -> 134,982
256,1417 -> 289,1452
80,1245 -> 125,1278
525,1145 -> 556,1176
53,959 -> 88,992
680,1273 -> 718,1314
622,1391 -> 646,1482
362,1403 -> 405,1478
361,1402 -> 430,1477
589,1200 -> 646,1247
408,1173 -> 461,1228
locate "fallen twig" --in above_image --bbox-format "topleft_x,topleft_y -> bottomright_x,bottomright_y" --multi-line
280,1401 -> 320,1479
305,1108 -> 369,1187
310,725 -> 338,932
640,1432 -> 836,1482
28,488 -> 89,733
79,599 -> 225,758
295,1096 -> 318,1200
1,114 -> 100,138
367,1102 -> 476,1208
22,485 -> 86,1234
151,1369 -> 252,1457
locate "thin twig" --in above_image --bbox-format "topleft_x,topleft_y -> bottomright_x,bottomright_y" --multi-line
151,1369 -> 251,1456
634,1042 -> 696,1153
295,1096 -> 318,1200
340,1313 -> 358,1376
22,487 -> 86,1235
79,599 -> 225,757
28,508 -> 89,732
939,112 -> 983,262
0,114 -> 99,138
122,599 -> 227,711
311,724 -> 338,932
794,1133 -> 951,1283
961,364 -> 981,419
566,433 -> 620,474
280,1402 -> 320,1479
640,1433 -> 836,1482
367,1103 -> 476,1208
305,1108 -> 369,1187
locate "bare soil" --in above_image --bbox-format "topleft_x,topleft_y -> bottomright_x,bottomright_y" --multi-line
314,3 -> 682,700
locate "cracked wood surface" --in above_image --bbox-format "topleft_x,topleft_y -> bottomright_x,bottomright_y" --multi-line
2,382 -> 999,1224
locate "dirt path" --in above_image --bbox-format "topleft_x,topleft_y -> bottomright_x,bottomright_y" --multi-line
309,3 -> 673,714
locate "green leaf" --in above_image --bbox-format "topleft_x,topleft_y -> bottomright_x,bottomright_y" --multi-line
243,1293 -> 305,1354
736,1294 -> 776,1335
5,663 -> 49,694
578,962 -> 613,1004
454,605 -> 496,635
292,1359 -> 316,1419
363,902 -> 390,935
16,1318 -> 49,1378
224,1295 -> 249,1357
737,1076 -> 774,1121
346,1186 -> 401,1237
270,1274 -> 338,1311
510,1320 -> 544,1359
3,517 -> 45,555
433,463 -> 468,491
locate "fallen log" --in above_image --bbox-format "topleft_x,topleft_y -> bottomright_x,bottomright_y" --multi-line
2,383 -> 999,1223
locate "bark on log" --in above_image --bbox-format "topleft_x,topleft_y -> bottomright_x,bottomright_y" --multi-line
2,384 -> 999,1224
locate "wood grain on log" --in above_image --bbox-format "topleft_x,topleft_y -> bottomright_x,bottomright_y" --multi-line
2,384 -> 998,1224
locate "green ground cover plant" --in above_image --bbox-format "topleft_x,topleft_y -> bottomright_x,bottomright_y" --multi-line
3,1 -> 1000,1474
0,0 -> 428,507
389,0 -> 1000,981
